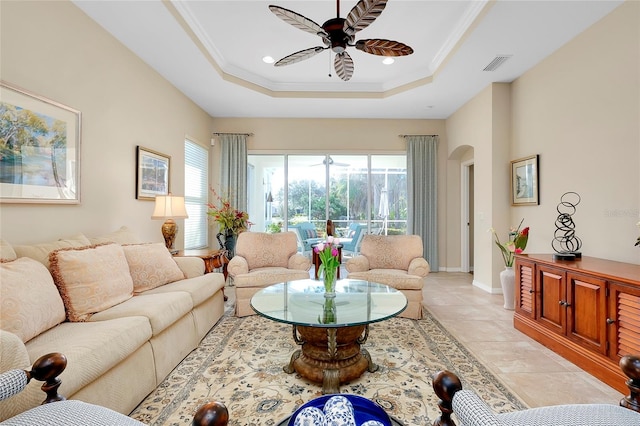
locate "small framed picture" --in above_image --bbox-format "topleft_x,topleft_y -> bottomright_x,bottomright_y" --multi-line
511,155 -> 539,206
136,146 -> 170,200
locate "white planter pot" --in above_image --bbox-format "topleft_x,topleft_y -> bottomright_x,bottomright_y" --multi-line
500,266 -> 515,310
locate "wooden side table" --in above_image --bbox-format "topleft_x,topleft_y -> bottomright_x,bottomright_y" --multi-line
173,249 -> 229,300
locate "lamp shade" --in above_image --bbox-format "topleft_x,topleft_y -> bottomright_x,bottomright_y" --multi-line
152,195 -> 188,219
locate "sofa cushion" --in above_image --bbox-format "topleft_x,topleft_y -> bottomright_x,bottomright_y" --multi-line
0,239 -> 17,262
13,234 -> 91,269
0,257 -> 66,342
347,269 -> 425,290
88,226 -> 143,245
89,292 -> 193,336
25,316 -> 152,399
122,243 -> 185,294
49,244 -> 134,322
233,267 -> 311,288
235,232 -> 299,269
143,273 -> 225,307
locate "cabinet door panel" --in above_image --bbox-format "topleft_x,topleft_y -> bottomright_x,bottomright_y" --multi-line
537,266 -> 565,334
515,259 -> 535,318
608,283 -> 640,361
566,272 -> 606,354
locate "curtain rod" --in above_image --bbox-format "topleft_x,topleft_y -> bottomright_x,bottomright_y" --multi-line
212,132 -> 254,137
398,134 -> 438,137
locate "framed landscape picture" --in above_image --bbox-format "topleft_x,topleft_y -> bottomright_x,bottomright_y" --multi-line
511,154 -> 539,206
0,81 -> 81,204
136,146 -> 170,200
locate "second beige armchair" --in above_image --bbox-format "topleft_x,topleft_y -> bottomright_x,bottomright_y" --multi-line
227,231 -> 312,316
345,234 -> 430,319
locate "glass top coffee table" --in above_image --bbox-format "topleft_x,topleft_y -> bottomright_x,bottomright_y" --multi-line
251,279 -> 407,394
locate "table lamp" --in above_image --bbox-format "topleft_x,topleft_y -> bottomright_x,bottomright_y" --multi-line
152,194 -> 188,251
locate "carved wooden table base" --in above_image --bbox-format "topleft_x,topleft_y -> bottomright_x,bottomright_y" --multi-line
283,324 -> 378,394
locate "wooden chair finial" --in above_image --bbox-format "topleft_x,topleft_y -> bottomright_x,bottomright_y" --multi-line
432,370 -> 462,426
192,401 -> 229,426
620,355 -> 640,413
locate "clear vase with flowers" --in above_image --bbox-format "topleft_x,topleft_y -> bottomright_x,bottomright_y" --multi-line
314,236 -> 341,296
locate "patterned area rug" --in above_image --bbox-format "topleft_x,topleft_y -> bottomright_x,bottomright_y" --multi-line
130,308 -> 526,425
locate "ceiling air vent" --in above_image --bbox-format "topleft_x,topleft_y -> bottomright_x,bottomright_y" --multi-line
482,55 -> 512,72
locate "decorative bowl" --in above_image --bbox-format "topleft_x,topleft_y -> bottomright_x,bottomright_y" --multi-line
288,394 -> 392,426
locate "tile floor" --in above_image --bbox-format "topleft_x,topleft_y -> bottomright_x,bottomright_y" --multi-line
421,271 -> 625,408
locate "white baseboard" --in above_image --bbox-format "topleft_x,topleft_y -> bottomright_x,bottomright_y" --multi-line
472,279 -> 503,294
438,266 -> 462,272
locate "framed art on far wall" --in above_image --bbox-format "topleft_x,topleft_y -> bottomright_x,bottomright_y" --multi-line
0,81 -> 81,204
511,154 -> 539,206
136,146 -> 170,200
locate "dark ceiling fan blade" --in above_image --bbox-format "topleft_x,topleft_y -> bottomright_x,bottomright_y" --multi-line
334,51 -> 354,81
269,5 -> 328,38
355,39 -> 414,56
274,46 -> 326,67
344,0 -> 388,36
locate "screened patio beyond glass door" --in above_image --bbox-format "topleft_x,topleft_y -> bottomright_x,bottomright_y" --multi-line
247,154 -> 407,244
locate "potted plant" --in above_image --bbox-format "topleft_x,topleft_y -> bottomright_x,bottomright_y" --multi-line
207,189 -> 251,258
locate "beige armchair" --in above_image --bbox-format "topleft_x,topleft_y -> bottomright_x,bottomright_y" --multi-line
227,232 -> 312,316
345,234 -> 430,319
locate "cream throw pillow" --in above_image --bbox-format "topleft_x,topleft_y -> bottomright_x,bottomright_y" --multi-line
13,234 -> 91,268
0,239 -> 17,262
89,226 -> 143,245
122,243 -> 185,294
0,257 -> 66,342
49,243 -> 133,322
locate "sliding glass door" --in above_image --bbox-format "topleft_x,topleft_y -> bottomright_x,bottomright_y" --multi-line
247,154 -> 407,240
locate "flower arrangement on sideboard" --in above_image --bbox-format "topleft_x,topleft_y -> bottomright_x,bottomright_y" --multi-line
490,219 -> 530,267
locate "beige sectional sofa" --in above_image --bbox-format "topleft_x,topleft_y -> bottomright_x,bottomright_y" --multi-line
0,227 -> 226,421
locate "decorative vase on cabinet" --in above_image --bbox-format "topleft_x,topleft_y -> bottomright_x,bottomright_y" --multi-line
500,266 -> 515,310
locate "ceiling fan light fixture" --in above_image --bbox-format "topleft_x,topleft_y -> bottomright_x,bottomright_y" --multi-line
382,57 -> 394,65
269,0 -> 412,81
262,56 -> 275,64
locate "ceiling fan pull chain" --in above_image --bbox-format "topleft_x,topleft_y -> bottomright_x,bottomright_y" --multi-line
328,51 -> 333,77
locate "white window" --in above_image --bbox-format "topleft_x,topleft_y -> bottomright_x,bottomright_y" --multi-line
184,139 -> 208,249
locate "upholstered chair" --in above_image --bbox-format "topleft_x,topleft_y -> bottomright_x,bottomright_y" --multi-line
345,234 -> 430,319
431,355 -> 640,426
227,232 -> 312,316
0,352 -> 229,426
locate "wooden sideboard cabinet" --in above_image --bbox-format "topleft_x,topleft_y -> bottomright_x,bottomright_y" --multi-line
514,254 -> 640,394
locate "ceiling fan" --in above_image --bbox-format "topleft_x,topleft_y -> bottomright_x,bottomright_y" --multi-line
311,156 -> 350,167
268,0 -> 414,81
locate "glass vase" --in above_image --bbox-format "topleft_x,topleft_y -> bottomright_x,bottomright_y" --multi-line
323,268 -> 337,297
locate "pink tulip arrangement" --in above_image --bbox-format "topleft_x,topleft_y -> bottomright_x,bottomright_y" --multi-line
314,236 -> 341,292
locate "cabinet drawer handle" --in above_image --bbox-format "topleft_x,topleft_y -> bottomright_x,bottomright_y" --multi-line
528,289 -> 534,294
606,318 -> 615,325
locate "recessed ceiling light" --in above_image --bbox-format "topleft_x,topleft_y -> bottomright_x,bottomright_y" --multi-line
263,56 -> 275,64
382,57 -> 394,65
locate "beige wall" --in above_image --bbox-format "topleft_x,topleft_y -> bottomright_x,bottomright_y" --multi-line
511,0 -> 639,266
447,0 -> 639,295
0,1 -> 212,246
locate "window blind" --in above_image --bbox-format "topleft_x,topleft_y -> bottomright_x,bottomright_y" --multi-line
184,140 -> 208,249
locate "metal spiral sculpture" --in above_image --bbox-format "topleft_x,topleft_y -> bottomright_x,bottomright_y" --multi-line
552,191 -> 582,260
